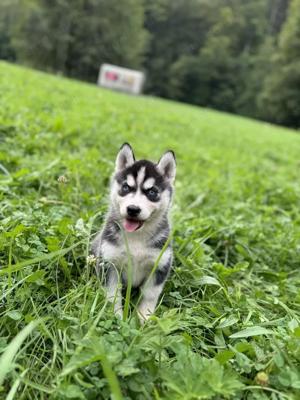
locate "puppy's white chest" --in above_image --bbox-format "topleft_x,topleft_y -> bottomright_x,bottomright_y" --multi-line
128,238 -> 155,264
101,238 -> 157,286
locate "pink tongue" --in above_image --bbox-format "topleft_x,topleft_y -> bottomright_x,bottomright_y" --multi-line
123,219 -> 140,232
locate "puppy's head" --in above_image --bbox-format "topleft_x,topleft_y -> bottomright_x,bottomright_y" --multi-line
110,143 -> 176,233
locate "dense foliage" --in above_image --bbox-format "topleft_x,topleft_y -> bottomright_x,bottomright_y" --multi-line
1,62 -> 300,399
0,0 -> 300,128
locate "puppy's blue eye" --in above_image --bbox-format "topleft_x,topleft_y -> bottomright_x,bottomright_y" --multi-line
147,188 -> 159,201
122,183 -> 130,193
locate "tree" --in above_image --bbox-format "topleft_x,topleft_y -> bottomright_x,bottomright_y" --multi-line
66,0 -> 148,81
0,1 -> 17,61
144,0 -> 216,97
168,1 -> 270,114
259,0 -> 300,127
267,0 -> 290,34
11,0 -> 148,81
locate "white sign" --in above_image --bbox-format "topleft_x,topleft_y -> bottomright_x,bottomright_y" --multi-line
98,64 -> 145,95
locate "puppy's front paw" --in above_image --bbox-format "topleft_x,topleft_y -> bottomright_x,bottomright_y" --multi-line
137,305 -> 153,325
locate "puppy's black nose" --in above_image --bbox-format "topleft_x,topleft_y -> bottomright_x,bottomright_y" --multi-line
127,205 -> 141,217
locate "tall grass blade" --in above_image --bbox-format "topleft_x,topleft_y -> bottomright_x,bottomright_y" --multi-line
0,320 -> 40,386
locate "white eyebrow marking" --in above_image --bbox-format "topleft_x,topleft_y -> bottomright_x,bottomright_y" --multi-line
127,174 -> 135,187
137,167 -> 145,186
143,177 -> 155,190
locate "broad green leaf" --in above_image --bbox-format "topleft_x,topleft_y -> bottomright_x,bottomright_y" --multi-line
230,326 -> 273,339
198,276 -> 221,286
218,315 -> 239,329
215,350 -> 235,365
6,310 -> 22,321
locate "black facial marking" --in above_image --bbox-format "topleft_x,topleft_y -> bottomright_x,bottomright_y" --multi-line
155,259 -> 171,285
115,160 -> 170,193
144,186 -> 159,202
119,181 -> 136,197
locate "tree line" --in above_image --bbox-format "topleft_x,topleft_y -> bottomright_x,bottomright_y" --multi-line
0,0 -> 299,128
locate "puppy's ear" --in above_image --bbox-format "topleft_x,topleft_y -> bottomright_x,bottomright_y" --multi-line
157,150 -> 176,184
115,143 -> 135,172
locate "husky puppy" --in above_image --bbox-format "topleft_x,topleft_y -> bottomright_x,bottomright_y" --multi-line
91,143 -> 176,322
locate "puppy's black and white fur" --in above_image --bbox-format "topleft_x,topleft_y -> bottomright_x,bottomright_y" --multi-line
91,143 -> 176,322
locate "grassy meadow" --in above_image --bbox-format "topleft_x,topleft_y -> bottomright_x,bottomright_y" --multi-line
0,61 -> 300,399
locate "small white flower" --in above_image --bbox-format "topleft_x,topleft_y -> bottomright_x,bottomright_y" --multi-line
57,175 -> 68,184
86,254 -> 97,266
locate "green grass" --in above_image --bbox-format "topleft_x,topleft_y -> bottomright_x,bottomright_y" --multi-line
0,60 -> 300,400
